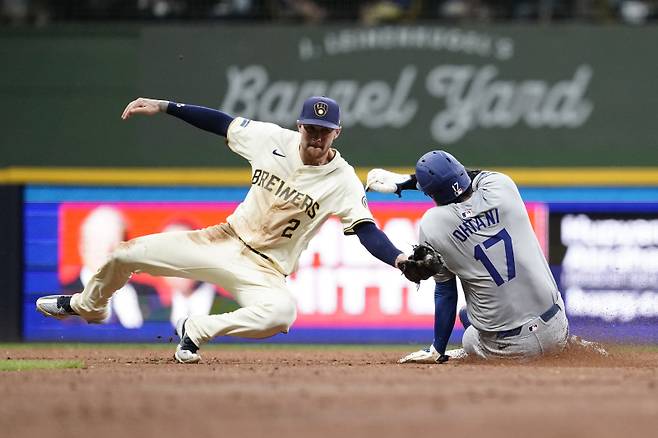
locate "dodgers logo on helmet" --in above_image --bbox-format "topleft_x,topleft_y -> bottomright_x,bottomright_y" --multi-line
314,102 -> 328,117
452,182 -> 463,197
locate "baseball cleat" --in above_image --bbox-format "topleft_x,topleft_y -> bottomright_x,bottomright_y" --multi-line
444,348 -> 467,360
174,318 -> 201,364
174,345 -> 201,364
36,295 -> 79,320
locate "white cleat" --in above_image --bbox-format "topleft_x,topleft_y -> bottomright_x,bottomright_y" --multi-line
174,318 -> 201,364
36,295 -> 78,320
174,345 -> 201,364
444,348 -> 467,360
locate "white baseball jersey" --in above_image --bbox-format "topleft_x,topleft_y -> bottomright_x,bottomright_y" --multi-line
226,117 -> 374,275
420,171 -> 561,332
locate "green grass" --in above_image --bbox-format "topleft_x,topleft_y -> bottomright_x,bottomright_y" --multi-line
0,359 -> 85,372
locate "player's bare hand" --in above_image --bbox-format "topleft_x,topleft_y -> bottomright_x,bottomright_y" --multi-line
121,97 -> 168,120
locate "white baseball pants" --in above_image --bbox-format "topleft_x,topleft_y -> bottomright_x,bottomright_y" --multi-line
69,223 -> 297,347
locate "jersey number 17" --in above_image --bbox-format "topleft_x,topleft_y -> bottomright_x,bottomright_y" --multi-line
473,228 -> 516,286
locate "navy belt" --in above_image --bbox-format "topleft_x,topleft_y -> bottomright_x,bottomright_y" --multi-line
496,303 -> 561,339
540,302 -> 561,322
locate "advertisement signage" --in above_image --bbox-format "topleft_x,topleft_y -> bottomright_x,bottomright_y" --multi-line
139,25 -> 658,167
24,186 -> 548,343
549,208 -> 658,342
4,26 -> 657,168
24,185 -> 658,343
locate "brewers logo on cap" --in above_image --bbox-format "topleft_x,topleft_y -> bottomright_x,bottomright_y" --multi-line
314,102 -> 328,117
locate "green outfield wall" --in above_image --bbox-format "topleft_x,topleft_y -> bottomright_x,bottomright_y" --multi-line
1,25 -> 657,169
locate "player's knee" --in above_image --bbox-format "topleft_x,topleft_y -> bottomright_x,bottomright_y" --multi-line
107,239 -> 141,267
461,326 -> 478,356
259,297 -> 297,334
458,307 -> 471,329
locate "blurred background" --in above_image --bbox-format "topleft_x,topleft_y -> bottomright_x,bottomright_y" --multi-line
1,1 -> 657,346
2,0 -> 658,25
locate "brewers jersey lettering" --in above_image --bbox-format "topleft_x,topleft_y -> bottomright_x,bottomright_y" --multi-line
419,171 -> 562,332
227,117 -> 374,275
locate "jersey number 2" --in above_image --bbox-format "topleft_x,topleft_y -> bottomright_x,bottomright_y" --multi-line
281,219 -> 301,238
473,228 -> 516,286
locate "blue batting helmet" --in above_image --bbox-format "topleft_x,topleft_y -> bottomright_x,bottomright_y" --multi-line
415,150 -> 471,205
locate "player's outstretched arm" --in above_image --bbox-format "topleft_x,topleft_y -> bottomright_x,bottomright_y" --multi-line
121,97 -> 168,119
121,97 -> 234,137
366,169 -> 418,197
353,222 -> 404,267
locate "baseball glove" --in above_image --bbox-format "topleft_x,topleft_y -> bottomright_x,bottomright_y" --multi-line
398,244 -> 444,283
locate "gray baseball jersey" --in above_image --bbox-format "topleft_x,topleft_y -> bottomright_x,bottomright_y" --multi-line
419,171 -> 561,332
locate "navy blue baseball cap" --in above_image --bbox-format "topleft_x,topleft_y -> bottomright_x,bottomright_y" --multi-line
297,96 -> 341,129
416,150 -> 472,205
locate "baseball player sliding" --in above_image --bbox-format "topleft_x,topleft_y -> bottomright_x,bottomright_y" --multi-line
368,151 -> 573,363
36,96 -> 409,363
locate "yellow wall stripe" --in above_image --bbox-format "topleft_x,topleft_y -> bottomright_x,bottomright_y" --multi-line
0,167 -> 253,186
485,168 -> 658,186
1,166 -> 658,186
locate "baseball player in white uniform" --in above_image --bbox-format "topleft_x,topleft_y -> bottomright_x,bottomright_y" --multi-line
37,96 -> 408,363
367,150 -> 571,363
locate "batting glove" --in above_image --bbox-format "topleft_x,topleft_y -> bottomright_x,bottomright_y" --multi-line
398,345 -> 441,364
366,168 -> 412,196
398,345 -> 466,364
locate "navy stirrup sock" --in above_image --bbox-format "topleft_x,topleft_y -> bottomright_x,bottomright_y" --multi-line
459,307 -> 471,329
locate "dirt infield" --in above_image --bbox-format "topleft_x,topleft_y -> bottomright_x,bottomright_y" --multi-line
1,344 -> 657,438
